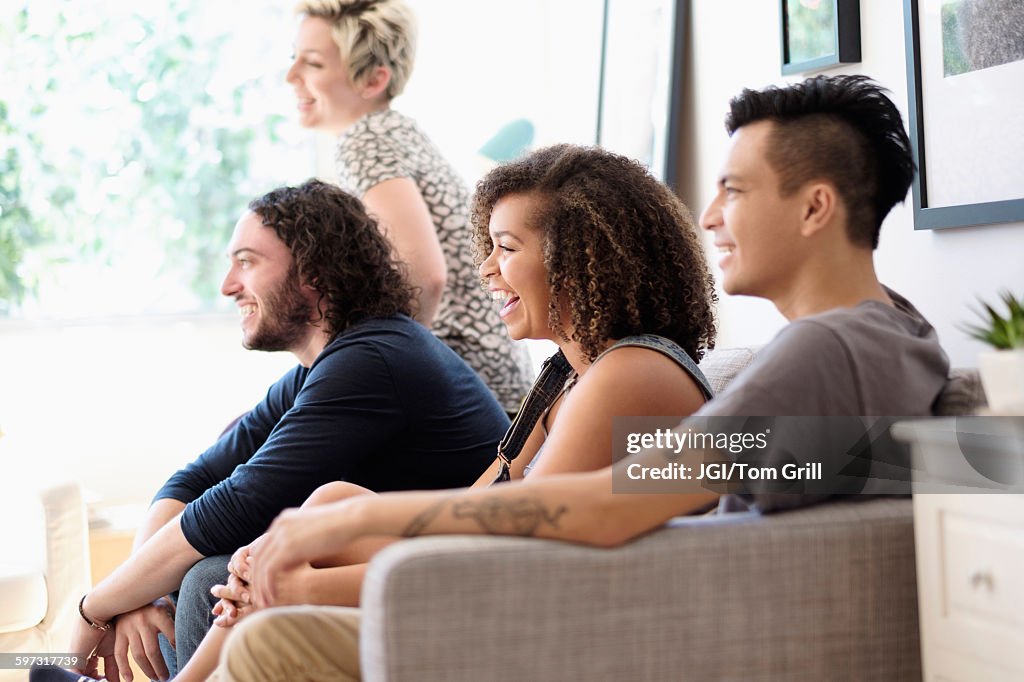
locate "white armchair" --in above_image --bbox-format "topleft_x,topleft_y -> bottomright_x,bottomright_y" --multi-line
0,480 -> 90,681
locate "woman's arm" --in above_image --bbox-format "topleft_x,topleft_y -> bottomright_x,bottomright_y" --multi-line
528,346 -> 706,477
173,620 -> 229,682
362,177 -> 446,326
249,457 -> 720,608
238,348 -> 707,608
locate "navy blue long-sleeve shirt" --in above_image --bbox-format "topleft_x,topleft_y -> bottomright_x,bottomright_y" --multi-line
155,315 -> 509,556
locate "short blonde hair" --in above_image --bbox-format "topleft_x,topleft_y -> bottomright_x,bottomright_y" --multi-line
295,0 -> 417,99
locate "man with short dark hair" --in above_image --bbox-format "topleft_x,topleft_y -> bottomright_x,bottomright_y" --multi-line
58,179 -> 507,681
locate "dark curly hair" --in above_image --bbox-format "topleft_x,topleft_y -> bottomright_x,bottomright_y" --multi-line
471,144 -> 717,363
248,179 -> 413,337
726,75 -> 915,249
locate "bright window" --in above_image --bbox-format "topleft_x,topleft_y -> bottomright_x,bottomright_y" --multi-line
1,0 -> 311,319
0,1 -> 608,504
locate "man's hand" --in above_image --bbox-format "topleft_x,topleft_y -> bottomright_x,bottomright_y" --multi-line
210,541 -> 259,628
69,615 -> 118,681
112,598 -> 176,682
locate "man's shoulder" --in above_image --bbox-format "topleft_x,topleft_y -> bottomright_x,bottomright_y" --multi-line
794,301 -> 890,334
700,291 -> 948,417
321,315 -> 429,352
287,317 -> 441,402
317,315 -> 460,371
780,292 -> 934,354
803,288 -> 932,332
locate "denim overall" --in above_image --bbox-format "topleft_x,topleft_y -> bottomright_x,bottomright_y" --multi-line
492,334 -> 713,483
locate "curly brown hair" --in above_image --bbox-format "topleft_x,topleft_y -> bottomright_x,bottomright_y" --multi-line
471,144 -> 717,362
248,179 -> 413,337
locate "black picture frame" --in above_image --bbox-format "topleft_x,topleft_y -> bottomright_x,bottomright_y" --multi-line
903,0 -> 1024,230
595,0 -> 686,189
780,0 -> 861,75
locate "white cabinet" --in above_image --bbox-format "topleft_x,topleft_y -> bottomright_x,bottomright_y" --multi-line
894,418 -> 1024,681
914,494 -> 1024,680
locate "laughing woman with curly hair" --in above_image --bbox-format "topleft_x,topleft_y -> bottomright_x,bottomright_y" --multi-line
466,143 -> 718,480
124,145 -> 717,682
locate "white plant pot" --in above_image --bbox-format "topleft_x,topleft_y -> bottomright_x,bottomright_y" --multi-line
979,349 -> 1024,414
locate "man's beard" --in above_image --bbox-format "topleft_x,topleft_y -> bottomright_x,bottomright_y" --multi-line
243,270 -> 316,353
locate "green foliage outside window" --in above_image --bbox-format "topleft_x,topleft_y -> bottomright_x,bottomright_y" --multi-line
0,1 -> 299,317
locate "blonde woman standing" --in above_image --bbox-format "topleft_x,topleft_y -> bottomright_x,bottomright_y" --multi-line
287,0 -> 532,412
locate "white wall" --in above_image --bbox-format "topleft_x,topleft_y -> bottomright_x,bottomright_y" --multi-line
679,0 -> 1024,367
6,1 -> 1021,510
0,317 -> 295,506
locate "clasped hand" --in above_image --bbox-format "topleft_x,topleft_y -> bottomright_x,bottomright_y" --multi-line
209,533 -> 313,625
209,543 -> 256,628
212,503 -> 352,620
70,596 -> 176,682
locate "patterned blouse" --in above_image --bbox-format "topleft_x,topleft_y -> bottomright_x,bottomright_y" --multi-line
335,108 -> 532,412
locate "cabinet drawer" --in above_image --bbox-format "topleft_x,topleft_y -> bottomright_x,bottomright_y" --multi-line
941,510 -> 1024,631
914,494 -> 1024,678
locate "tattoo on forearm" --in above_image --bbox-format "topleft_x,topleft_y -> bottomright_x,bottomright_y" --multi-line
402,495 -> 569,538
451,497 -> 569,536
402,497 -> 453,537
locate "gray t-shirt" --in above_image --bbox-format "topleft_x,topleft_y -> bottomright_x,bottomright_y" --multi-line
699,288 -> 949,512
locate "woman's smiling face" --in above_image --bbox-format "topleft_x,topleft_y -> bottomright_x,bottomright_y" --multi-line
478,193 -> 560,343
285,16 -> 366,135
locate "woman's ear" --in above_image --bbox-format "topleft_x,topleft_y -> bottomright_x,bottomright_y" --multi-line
360,66 -> 392,101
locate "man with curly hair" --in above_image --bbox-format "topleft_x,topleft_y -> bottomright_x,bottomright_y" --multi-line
60,179 -> 507,682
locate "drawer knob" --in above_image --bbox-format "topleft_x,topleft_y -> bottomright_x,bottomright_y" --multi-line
969,570 -> 994,591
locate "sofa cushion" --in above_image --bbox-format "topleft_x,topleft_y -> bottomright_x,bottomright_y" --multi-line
0,565 -> 47,633
361,498 -> 921,682
933,369 -> 987,416
697,347 -> 759,396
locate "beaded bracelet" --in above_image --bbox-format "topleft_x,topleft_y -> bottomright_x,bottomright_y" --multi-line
78,594 -> 113,632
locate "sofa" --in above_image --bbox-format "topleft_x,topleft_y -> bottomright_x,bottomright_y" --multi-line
0,480 -> 90,682
357,348 -> 987,682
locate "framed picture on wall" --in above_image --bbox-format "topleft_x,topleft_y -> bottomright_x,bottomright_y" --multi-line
596,0 -> 686,188
903,0 -> 1024,230
780,0 -> 861,74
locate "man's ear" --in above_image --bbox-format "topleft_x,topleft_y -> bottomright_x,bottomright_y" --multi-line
359,66 -> 392,101
799,181 -> 839,238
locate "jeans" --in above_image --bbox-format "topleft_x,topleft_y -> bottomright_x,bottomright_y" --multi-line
158,555 -> 231,679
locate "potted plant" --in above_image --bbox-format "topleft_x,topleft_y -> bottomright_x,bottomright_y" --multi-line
962,290 -> 1024,413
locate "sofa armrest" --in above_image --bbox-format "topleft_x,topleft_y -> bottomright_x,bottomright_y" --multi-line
0,480 -> 90,682
38,480 -> 91,649
360,498 -> 921,682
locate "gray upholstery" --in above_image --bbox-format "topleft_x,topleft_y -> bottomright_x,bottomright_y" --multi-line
361,500 -> 921,682
933,368 -> 987,416
699,346 -> 760,397
357,350 -> 984,681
